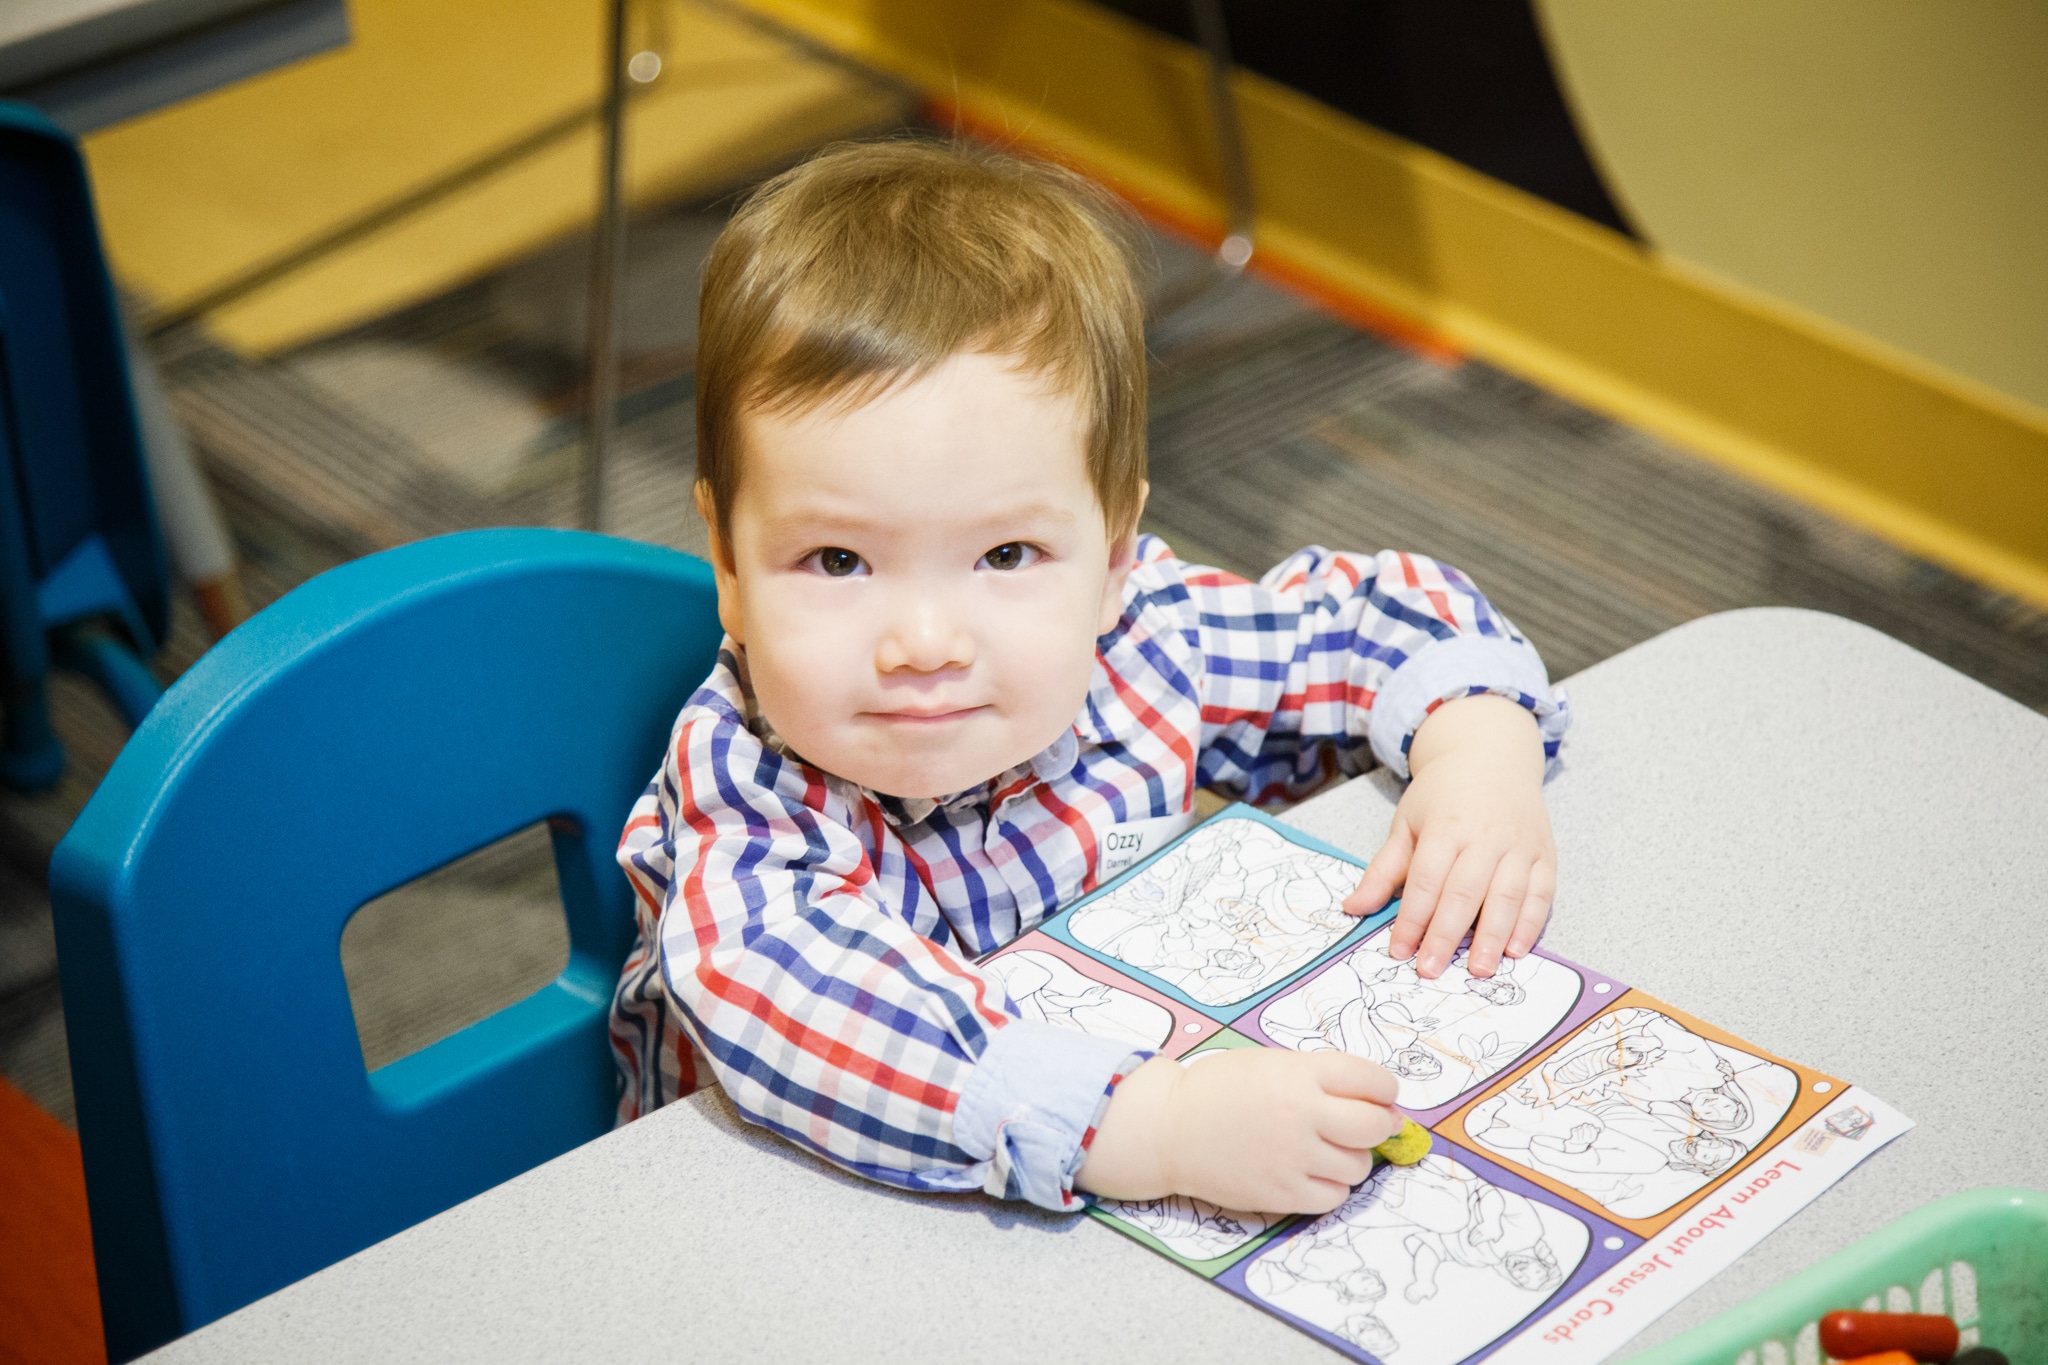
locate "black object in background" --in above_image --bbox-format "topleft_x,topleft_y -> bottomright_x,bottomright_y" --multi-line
1096,0 -> 1636,236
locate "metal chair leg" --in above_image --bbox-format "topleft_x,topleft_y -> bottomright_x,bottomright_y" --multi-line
1148,0 -> 1259,326
582,0 -> 631,534
1189,0 -> 1255,272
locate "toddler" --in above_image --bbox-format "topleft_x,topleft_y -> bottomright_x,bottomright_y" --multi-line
610,140 -> 1568,1217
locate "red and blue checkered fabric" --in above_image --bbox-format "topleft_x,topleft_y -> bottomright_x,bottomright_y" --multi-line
608,538 -> 1568,1209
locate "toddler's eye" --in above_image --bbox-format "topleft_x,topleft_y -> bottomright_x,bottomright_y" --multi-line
979,542 -> 1041,572
804,547 -> 868,578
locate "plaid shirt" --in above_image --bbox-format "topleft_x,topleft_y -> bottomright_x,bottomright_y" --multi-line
609,537 -> 1568,1210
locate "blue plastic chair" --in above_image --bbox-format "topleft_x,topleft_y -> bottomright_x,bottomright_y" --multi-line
50,528 -> 722,1360
0,101 -> 170,790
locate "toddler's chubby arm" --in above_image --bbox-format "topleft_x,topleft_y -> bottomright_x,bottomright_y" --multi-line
1160,539 -> 1567,981
1075,1048 -> 1403,1213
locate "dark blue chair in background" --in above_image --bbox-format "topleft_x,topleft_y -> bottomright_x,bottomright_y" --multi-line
0,101 -> 170,791
51,528 -> 722,1360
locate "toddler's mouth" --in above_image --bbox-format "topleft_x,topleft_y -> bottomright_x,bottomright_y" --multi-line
865,705 -> 989,726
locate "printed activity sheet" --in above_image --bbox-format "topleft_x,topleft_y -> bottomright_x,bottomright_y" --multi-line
1236,1152 -> 1591,1363
981,949 -> 1177,1049
985,807 -> 1911,1365
1066,816 -> 1361,1007
1251,935 -> 1587,1115
1462,1006 -> 1799,1222
1111,1195 -> 1285,1262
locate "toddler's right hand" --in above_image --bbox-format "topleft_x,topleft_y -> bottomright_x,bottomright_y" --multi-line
1075,1049 -> 1402,1214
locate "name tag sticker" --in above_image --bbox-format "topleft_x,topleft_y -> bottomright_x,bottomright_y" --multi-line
1097,809 -> 1196,881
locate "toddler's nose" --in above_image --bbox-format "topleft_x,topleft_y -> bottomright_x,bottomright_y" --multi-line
876,599 -> 975,674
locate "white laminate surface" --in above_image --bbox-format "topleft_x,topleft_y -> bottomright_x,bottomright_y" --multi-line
147,608 -> 2048,1361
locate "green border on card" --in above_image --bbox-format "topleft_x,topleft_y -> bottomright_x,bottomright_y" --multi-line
1087,1202 -> 1301,1280
1177,1026 -> 1263,1060
1090,1027 -> 1299,1277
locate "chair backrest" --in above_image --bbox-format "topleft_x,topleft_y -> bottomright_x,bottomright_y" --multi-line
0,102 -> 166,650
51,529 -> 722,1360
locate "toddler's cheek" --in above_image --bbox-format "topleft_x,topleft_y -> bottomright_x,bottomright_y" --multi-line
992,624 -> 1092,720
747,640 -> 860,744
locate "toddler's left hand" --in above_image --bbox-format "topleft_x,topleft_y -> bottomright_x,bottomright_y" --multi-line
1342,694 -> 1554,979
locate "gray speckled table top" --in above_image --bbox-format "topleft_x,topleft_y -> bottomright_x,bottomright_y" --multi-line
147,608 -> 2048,1363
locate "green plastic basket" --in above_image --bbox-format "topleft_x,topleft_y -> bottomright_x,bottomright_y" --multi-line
1627,1188 -> 2048,1365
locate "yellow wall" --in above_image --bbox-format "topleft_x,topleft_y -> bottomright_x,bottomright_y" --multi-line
82,0 -> 907,353
737,0 -> 2048,608
1537,0 -> 2048,412
77,0 -> 2048,605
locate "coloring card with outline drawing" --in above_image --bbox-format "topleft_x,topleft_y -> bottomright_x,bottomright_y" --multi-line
988,808 -> 1910,1365
979,936 -> 1224,1053
982,948 -> 1178,1049
1443,990 -> 1844,1239
1055,810 -> 1373,1009
1239,928 -> 1623,1121
1218,1141 -> 1635,1365
1462,1004 -> 1798,1221
1095,1195 -> 1288,1268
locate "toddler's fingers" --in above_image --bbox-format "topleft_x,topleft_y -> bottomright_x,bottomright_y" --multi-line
1314,1096 -> 1404,1151
1345,817 -> 1413,917
1506,858 -> 1556,957
1297,1175 -> 1359,1215
1415,843 -> 1496,978
1305,1139 -> 1380,1192
1465,856 -> 1532,978
1386,836 -> 1456,961
1304,1050 -> 1400,1105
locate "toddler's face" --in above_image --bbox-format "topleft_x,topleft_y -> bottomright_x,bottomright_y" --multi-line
708,350 -> 1139,800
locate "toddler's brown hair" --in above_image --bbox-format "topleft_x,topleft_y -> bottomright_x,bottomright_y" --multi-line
695,139 -> 1148,538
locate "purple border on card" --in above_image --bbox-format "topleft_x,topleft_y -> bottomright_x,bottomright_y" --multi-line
1213,1134 -> 1640,1365
1231,932 -> 1630,1125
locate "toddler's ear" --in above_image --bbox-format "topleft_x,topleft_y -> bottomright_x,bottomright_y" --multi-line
1096,511 -> 1147,636
696,482 -> 746,644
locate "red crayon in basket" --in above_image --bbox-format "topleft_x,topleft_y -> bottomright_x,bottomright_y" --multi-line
1820,1311 -> 1961,1363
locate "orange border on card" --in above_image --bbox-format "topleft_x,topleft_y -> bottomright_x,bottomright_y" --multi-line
1435,989 -> 1843,1238
984,931 -> 1224,1054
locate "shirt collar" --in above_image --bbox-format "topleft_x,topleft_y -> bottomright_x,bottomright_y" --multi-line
863,726 -> 1088,828
1075,604 -> 1167,749
869,687 -> 1121,827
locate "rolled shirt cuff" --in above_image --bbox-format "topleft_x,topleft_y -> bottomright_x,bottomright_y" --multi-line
1366,633 -> 1571,779
954,1019 -> 1153,1212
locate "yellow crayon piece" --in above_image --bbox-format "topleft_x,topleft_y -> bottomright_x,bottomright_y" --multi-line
1373,1119 -> 1432,1166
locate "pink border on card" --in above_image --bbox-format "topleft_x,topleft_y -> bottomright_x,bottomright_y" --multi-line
985,931 -> 1225,1054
